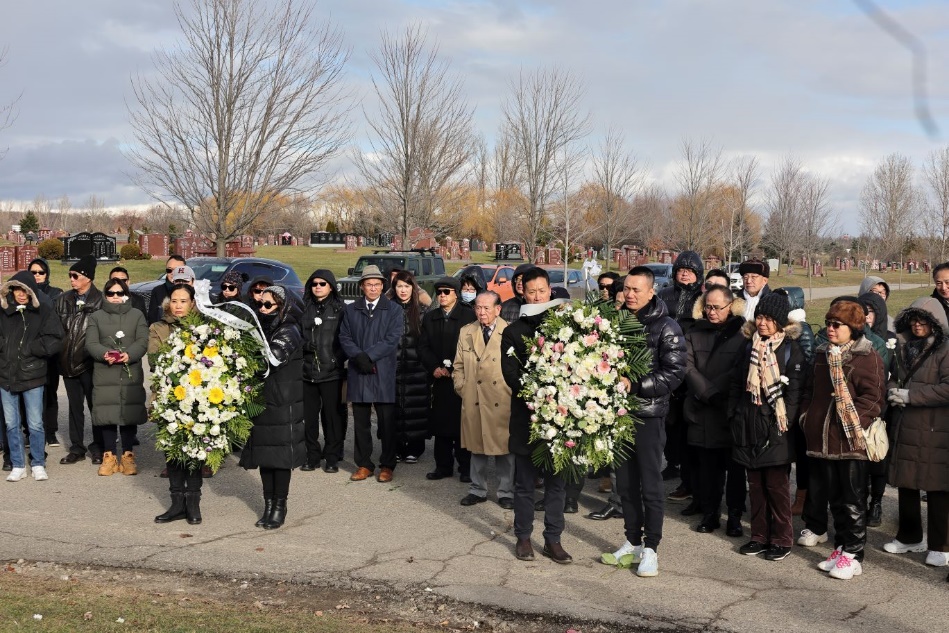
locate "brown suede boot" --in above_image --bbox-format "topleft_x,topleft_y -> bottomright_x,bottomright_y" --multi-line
598,476 -> 612,493
120,451 -> 137,476
791,489 -> 807,516
98,451 -> 120,476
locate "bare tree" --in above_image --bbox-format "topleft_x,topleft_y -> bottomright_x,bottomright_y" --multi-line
56,194 -> 71,233
672,138 -> 723,251
723,156 -> 759,267
861,153 -> 918,285
0,47 -> 20,161
922,146 -> 949,262
762,156 -> 805,275
798,174 -> 834,299
127,0 -> 350,255
592,127 -> 642,271
502,67 -> 590,258
356,24 -> 474,246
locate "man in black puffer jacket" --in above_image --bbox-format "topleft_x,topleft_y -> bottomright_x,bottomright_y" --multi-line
500,263 -> 536,323
603,266 -> 686,578
300,269 -> 347,473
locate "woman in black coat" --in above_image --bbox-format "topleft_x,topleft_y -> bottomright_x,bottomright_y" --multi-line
239,285 -> 305,530
301,269 -> 346,473
728,293 -> 806,562
387,270 -> 429,463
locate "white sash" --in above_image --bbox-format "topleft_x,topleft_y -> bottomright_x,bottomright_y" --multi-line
193,279 -> 279,369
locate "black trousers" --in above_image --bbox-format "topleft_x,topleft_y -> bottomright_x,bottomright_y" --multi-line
616,416 -> 666,551
166,461 -> 203,494
803,458 -> 869,560
433,437 -> 470,477
100,425 -> 137,455
63,371 -> 102,456
663,397 -> 691,488
896,489 -> 949,551
866,455 -> 888,502
513,453 -> 565,542
696,446 -> 746,517
792,425 -> 810,490
352,403 -> 396,471
260,467 -> 292,498
44,361 -> 59,434
303,380 -> 345,466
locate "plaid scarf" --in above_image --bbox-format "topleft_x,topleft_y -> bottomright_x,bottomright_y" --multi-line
827,341 -> 866,452
746,331 -> 789,432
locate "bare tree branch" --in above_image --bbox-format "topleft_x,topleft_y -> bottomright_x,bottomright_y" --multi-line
860,152 -> 918,278
762,156 -> 806,273
0,46 -> 22,162
922,146 -> 949,262
592,127 -> 643,271
671,138 -> 723,251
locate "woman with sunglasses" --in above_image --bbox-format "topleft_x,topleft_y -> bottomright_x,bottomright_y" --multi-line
386,270 -> 429,463
798,299 -> 885,580
729,292 -> 806,562
214,270 -> 246,304
85,278 -> 149,477
149,285 -> 207,522
240,286 -> 305,529
883,297 -> 949,573
301,270 -> 346,473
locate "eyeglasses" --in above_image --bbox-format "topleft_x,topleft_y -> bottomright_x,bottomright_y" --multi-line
105,290 -> 126,298
824,320 -> 845,329
29,269 -> 46,276
311,281 -> 329,287
910,318 -> 929,326
221,284 -> 238,291
68,272 -> 82,280
704,302 -> 733,312
436,288 -> 454,296
260,301 -> 277,309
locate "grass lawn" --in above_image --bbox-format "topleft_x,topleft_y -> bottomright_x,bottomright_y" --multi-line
803,287 -> 931,332
767,268 -> 929,290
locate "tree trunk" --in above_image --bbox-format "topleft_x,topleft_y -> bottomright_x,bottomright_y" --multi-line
216,238 -> 226,257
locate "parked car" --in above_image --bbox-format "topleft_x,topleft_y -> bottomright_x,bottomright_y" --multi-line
129,257 -> 304,315
538,265 -> 588,299
453,264 -> 516,302
336,249 -> 446,303
728,272 -> 743,292
643,263 -> 674,291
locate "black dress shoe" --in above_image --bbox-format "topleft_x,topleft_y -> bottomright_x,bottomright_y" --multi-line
426,471 -> 449,480
542,542 -> 573,564
726,510 -> 744,537
459,474 -> 472,483
60,452 -> 86,465
323,463 -> 339,473
680,502 -> 701,516
587,504 -> 623,520
2,460 -> 12,472
90,454 -> 103,465
498,497 -> 514,509
300,462 -> 318,472
460,493 -> 487,506
564,498 -> 579,514
696,516 -> 721,533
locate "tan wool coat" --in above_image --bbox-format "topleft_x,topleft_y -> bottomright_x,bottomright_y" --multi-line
453,318 -> 512,455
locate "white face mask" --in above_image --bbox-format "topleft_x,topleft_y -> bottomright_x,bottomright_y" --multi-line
461,291 -> 477,303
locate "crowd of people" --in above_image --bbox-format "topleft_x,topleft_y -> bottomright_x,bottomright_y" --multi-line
1,251 -> 947,582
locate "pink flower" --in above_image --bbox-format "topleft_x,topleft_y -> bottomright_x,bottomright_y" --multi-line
617,350 -> 624,358
597,360 -> 611,374
617,408 -> 628,416
553,341 -> 564,353
564,440 -> 576,449
557,405 -> 568,417
537,336 -> 545,347
527,403 -> 535,411
569,384 -> 582,398
594,316 -> 602,324
583,333 -> 599,346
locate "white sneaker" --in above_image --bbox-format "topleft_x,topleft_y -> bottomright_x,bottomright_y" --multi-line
31,465 -> 48,481
883,538 -> 928,554
828,552 -> 863,580
6,467 -> 27,482
925,550 -> 949,567
600,540 -> 641,566
797,529 -> 829,547
818,546 -> 843,571
635,547 -> 659,577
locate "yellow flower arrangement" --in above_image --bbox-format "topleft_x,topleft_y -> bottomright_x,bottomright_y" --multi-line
188,369 -> 203,386
174,385 -> 186,400
208,386 -> 224,404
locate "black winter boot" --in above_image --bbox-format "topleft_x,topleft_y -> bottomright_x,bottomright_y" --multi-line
184,470 -> 203,525
256,497 -> 274,528
868,499 -> 883,527
726,509 -> 744,537
264,498 -> 287,530
155,465 -> 187,523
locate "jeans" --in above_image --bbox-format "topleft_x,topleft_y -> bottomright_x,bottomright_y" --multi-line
1,386 -> 45,468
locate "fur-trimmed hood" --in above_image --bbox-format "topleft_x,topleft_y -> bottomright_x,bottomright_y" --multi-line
691,294 -> 746,320
741,319 -> 802,341
895,297 -> 947,346
0,271 -> 42,310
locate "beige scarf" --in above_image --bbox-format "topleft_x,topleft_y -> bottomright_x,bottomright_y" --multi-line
827,341 -> 866,451
746,331 -> 789,432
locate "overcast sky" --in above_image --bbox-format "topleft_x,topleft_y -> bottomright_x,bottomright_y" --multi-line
1,0 -> 948,234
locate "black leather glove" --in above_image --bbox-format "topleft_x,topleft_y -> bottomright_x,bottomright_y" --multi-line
708,392 -> 729,408
354,352 -> 374,374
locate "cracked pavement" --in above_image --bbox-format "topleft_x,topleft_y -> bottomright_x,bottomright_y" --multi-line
2,415 -> 948,632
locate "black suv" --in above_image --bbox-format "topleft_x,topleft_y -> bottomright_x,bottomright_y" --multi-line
336,249 -> 445,302
129,257 -> 304,314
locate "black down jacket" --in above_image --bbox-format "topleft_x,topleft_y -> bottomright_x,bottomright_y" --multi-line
395,301 -> 430,442
627,296 -> 687,420
301,270 -> 346,384
501,310 -> 547,456
0,271 -> 64,393
659,250 -> 705,331
240,295 -> 306,471
728,321 -> 806,470
55,284 -> 104,377
419,302 -> 476,438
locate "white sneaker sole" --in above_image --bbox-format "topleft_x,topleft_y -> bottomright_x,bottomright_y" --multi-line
925,552 -> 949,567
635,567 -> 658,577
883,541 -> 927,554
829,562 -> 863,580
797,532 -> 829,547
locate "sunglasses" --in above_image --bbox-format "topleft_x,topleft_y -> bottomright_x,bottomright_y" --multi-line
260,301 -> 278,309
599,285 -> 612,290
105,290 -> 127,298
68,272 -> 83,280
30,269 -> 46,276
311,281 -> 329,287
436,288 -> 454,296
111,276 -> 129,283
251,288 -> 265,295
165,268 -> 174,274
824,320 -> 845,329
221,284 -> 238,291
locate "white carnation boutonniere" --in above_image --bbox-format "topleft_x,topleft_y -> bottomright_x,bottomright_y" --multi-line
314,317 -> 323,326
15,304 -> 26,312
115,331 -> 125,340
828,345 -> 842,356
443,359 -> 452,369
76,299 -> 86,309
779,375 -> 790,386
886,338 -> 897,350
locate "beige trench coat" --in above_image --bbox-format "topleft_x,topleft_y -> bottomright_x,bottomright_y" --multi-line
453,318 -> 512,455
